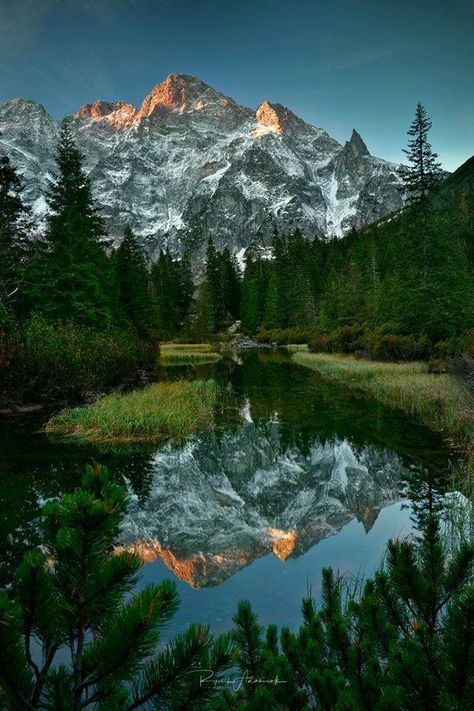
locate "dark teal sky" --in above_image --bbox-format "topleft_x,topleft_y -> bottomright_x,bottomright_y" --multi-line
1,0 -> 472,170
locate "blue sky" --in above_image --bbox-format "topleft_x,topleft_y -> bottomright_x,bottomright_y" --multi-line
0,0 -> 472,171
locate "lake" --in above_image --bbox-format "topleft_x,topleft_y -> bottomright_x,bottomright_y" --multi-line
0,349 -> 454,638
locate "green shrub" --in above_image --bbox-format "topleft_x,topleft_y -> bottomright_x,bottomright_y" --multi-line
372,333 -> 431,361
309,326 -> 433,361
427,358 -> 450,374
308,333 -> 332,353
0,466 -> 234,708
256,327 -> 314,345
309,326 -> 363,354
227,516 -> 474,710
0,313 -> 157,406
433,330 -> 474,359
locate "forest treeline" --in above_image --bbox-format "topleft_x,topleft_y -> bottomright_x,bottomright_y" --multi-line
1,106 -> 473,405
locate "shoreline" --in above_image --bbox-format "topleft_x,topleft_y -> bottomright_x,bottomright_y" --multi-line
292,351 -> 474,479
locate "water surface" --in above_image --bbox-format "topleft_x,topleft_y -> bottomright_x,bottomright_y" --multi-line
0,350 -> 452,635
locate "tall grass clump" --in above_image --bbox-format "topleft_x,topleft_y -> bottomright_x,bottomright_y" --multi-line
293,352 -> 474,476
45,379 -> 219,443
159,342 -> 222,365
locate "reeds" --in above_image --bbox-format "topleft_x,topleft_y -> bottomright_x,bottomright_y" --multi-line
45,379 -> 219,443
159,343 -> 222,366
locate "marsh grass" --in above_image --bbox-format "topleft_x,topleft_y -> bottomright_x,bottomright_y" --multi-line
293,352 -> 474,476
159,342 -> 222,366
284,344 -> 309,353
45,379 -> 219,444
161,343 -> 213,352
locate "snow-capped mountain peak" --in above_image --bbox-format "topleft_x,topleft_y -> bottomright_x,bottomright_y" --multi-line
138,73 -> 244,121
0,74 -> 404,255
75,100 -> 138,129
345,129 -> 370,158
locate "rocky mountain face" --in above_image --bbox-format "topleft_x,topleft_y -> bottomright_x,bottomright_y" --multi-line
0,73 -> 403,256
117,418 -> 408,588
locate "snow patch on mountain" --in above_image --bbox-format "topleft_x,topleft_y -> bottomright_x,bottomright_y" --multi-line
0,74 -> 404,255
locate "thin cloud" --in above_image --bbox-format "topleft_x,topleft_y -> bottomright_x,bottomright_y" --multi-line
0,1 -> 55,58
307,47 -> 401,76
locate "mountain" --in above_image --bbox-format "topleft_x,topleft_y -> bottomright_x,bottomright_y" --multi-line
0,73 -> 403,256
116,420 -> 407,588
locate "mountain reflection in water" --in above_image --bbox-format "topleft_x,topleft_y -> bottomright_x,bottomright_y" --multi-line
0,350 -> 455,628
116,415 -> 421,588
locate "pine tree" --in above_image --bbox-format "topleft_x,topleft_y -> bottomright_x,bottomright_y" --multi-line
31,120 -> 114,328
0,465 -> 234,710
225,514 -> 474,710
240,249 -> 268,332
115,226 -> 151,337
221,247 -> 241,321
176,253 -> 194,328
204,238 -> 225,332
150,250 -> 191,339
400,103 -> 443,202
0,152 -> 32,307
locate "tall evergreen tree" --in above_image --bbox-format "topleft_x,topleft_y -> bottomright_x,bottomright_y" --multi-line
176,254 -> 194,328
115,226 -> 151,337
204,238 -> 225,332
0,152 -> 32,307
151,250 -> 184,339
221,247 -> 241,321
31,120 -> 114,328
400,103 -> 443,202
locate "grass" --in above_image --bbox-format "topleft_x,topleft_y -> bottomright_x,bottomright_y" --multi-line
284,344 -> 309,353
293,352 -> 474,474
159,342 -> 222,366
45,379 -> 219,444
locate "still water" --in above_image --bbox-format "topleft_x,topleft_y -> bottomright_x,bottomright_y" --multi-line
0,350 -> 452,637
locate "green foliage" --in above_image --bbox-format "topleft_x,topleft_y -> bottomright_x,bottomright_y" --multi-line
193,239 -> 241,336
151,250 -> 194,339
227,515 -> 474,710
23,120 -> 116,329
248,181 -> 474,356
255,327 -> 314,345
308,328 -> 431,361
0,153 -> 32,308
0,465 -> 235,710
114,226 -> 152,337
0,313 -> 156,406
399,103 -> 443,201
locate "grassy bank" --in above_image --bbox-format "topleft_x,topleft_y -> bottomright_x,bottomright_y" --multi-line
159,342 -> 222,366
45,379 -> 218,444
293,352 -> 474,472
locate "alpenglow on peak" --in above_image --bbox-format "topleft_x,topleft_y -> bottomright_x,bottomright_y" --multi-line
0,73 -> 403,255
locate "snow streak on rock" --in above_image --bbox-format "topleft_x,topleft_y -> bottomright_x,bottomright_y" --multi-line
0,74 -> 403,255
